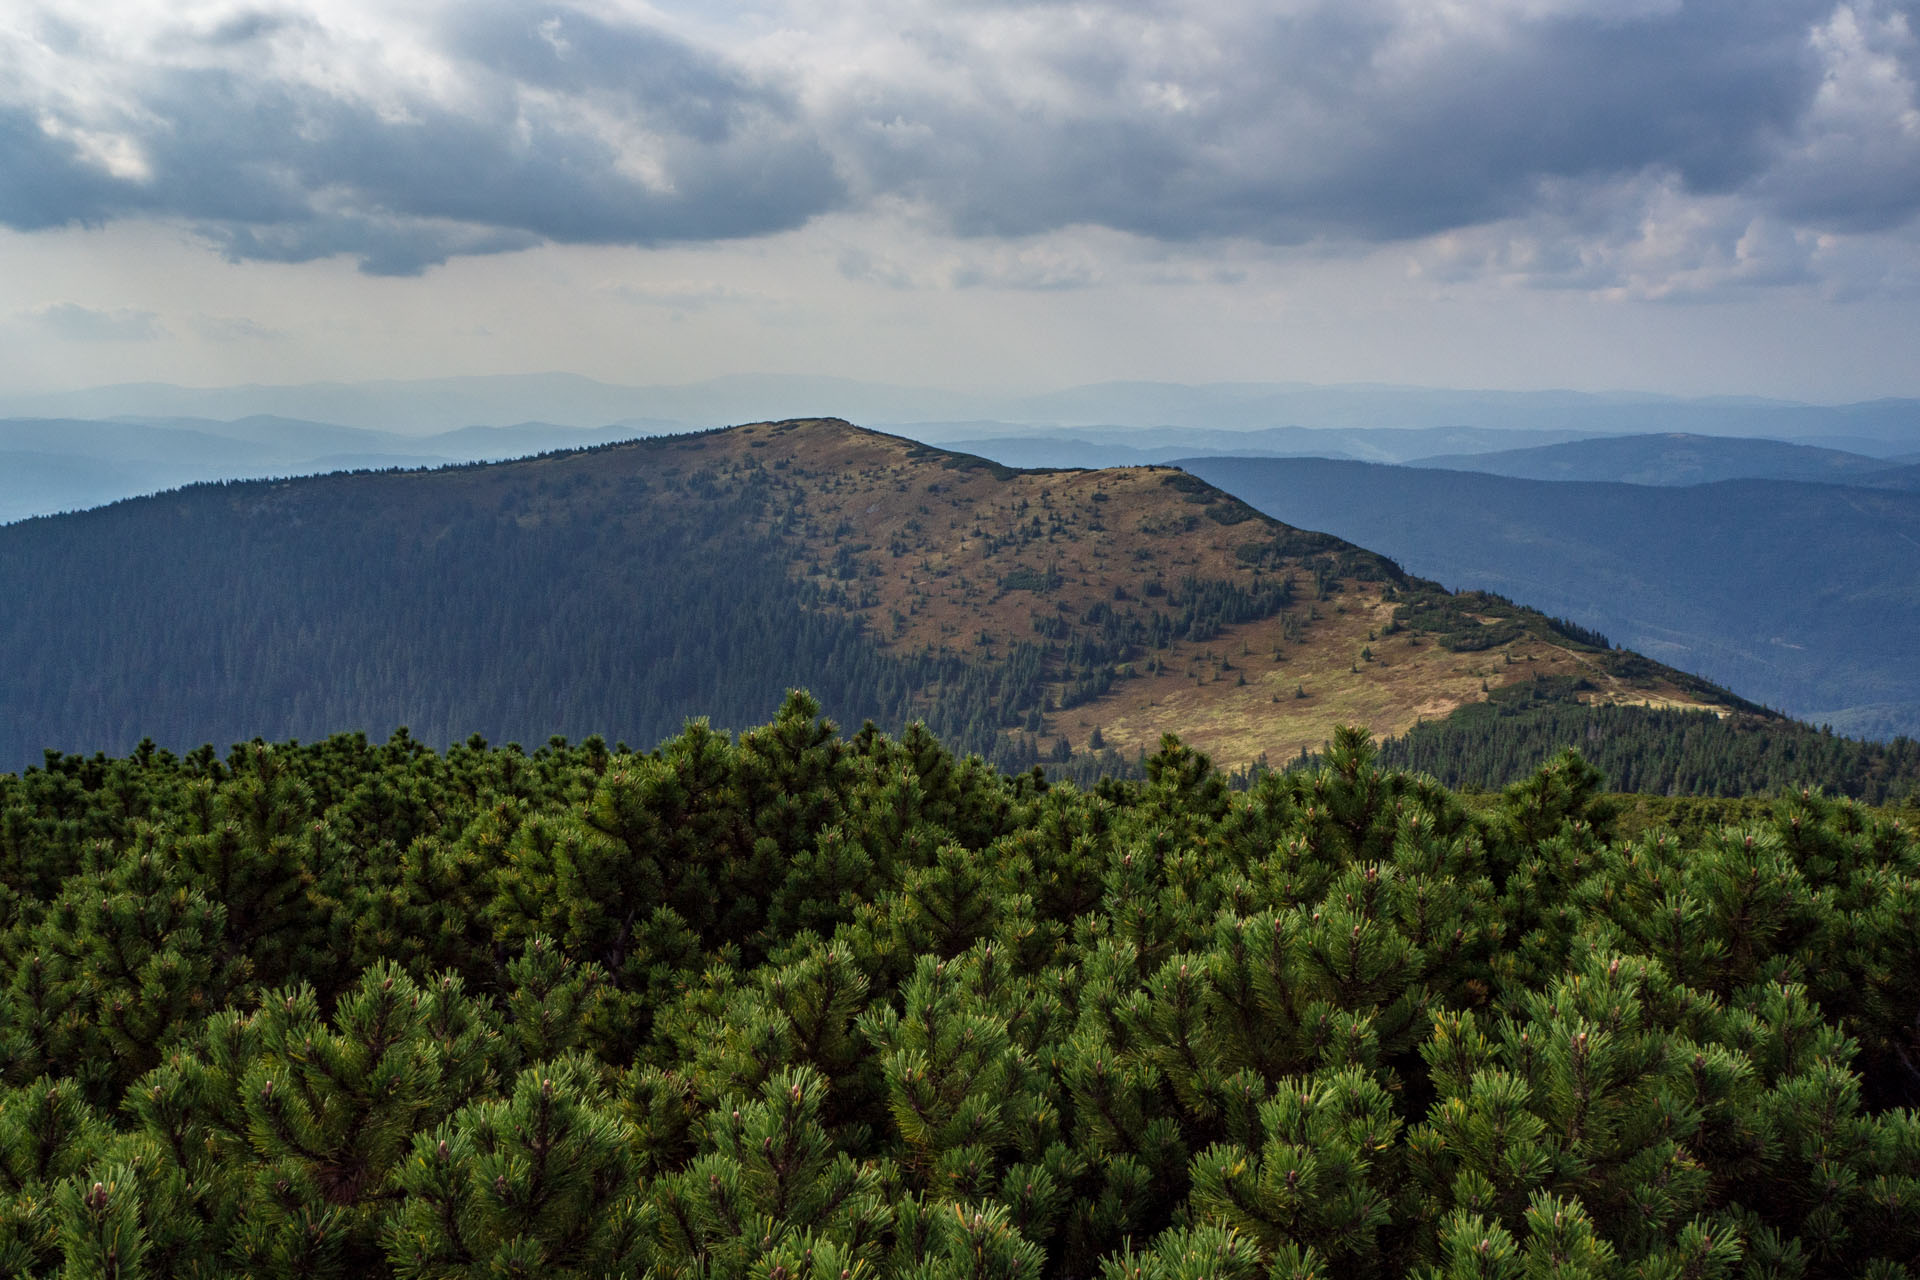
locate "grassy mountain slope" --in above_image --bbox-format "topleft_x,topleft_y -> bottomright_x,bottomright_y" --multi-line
0,418 -> 1742,775
1181,455 -> 1920,739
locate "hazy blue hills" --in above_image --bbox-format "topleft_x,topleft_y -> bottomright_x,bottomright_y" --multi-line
0,416 -> 663,522
12,374 -> 1920,523
928,424 -> 1608,468
1408,432 -> 1900,486
1180,456 -> 1920,740
1859,462 -> 1920,491
9,374 -> 1920,445
943,428 -> 1920,485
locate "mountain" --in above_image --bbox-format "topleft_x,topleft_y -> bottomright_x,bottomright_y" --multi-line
1858,462 -> 1920,491
0,418 -> 1754,777
1408,432 -> 1898,486
1179,456 -> 1920,739
0,414 -> 1632,525
922,424 -> 1611,468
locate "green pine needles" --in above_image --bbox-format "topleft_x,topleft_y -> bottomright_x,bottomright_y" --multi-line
1,696 -> 1917,1279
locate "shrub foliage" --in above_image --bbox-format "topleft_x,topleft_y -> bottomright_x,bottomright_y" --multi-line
1,694 -> 1917,1279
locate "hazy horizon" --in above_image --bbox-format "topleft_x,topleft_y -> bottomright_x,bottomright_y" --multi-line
4,369 -> 1909,408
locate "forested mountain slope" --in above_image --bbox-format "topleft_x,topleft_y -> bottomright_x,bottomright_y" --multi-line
1407,432 -> 1895,485
0,419 -> 1736,775
1181,456 -> 1920,741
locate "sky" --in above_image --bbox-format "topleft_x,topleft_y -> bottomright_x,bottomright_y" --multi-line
4,0 -> 1920,403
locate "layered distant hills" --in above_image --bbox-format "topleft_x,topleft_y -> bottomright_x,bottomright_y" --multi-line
9,374 -> 1920,445
1179,455 -> 1920,740
0,415 -> 665,523
9,374 -> 1920,524
1406,432 -> 1906,486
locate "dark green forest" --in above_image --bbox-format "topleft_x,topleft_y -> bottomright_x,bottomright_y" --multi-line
0,457 -> 976,772
2,695 -> 1916,1279
0,437 -> 1329,780
1379,696 -> 1920,805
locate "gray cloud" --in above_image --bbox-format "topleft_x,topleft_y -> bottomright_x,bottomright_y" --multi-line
0,106 -> 132,230
4,0 -> 1920,291
22,303 -> 166,341
3,3 -> 846,274
838,0 -> 1830,245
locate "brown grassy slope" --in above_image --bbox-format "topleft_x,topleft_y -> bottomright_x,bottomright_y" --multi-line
611,418 -> 1740,768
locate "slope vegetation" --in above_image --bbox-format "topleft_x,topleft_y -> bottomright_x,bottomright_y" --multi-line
2,709 -> 1917,1278
0,419 -> 1741,775
1182,455 -> 1920,740
1408,432 -> 1895,485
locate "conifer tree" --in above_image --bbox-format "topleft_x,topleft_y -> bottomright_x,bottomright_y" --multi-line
386,1055 -> 650,1279
0,705 -> 1916,1280
650,1065 -> 891,1277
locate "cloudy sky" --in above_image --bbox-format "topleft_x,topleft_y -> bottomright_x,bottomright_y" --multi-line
5,0 -> 1920,402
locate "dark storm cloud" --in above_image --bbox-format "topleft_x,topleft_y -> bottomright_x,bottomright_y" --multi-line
3,3 -> 846,274
847,0 -> 1832,245
0,105 -> 136,230
195,10 -> 318,47
450,3 -> 782,145
5,0 -> 1920,277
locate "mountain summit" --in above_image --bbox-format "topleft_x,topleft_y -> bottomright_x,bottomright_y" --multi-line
0,418 -> 1747,773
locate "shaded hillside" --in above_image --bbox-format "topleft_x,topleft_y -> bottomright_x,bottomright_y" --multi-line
1859,461 -> 1920,491
0,419 -> 1738,773
1181,456 -> 1920,738
1409,432 -> 1894,486
1377,694 -> 1920,802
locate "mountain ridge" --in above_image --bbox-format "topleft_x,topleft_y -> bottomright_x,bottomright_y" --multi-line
1178,454 -> 1920,739
0,418 -> 1748,774
1405,432 -> 1900,486
8,375 -> 1920,444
